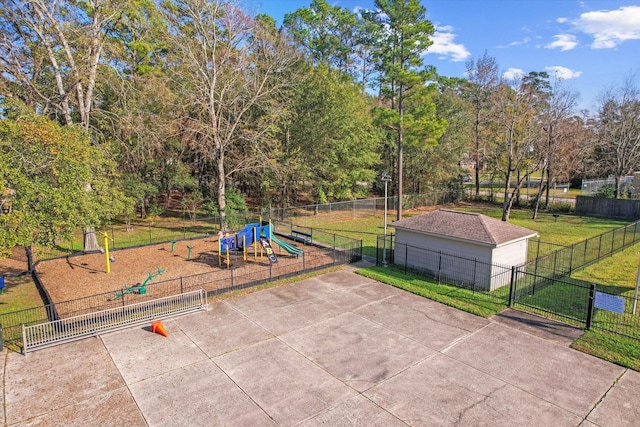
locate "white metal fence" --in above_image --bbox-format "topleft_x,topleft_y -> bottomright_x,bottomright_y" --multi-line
22,289 -> 207,354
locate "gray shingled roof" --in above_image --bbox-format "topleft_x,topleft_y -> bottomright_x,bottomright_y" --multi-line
391,209 -> 537,246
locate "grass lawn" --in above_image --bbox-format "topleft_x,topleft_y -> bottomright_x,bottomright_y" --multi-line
572,330 -> 640,371
0,275 -> 42,315
357,265 -> 507,318
288,203 -> 629,257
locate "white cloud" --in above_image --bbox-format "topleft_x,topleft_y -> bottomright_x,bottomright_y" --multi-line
545,34 -> 578,51
545,66 -> 582,80
557,17 -> 568,24
503,68 -> 526,81
424,25 -> 470,62
574,5 -> 640,48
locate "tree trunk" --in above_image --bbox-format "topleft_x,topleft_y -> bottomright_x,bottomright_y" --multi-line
217,148 -> 227,232
83,228 -> 102,252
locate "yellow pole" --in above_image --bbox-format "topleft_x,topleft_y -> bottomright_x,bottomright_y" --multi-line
243,235 -> 247,261
226,246 -> 230,268
218,238 -> 222,266
101,232 -> 113,274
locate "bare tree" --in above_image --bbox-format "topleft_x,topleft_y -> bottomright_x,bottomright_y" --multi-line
489,78 -> 545,221
162,0 -> 302,230
594,75 -> 640,198
465,52 -> 500,197
0,0 -> 125,130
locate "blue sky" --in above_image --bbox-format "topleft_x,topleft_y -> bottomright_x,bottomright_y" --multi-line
247,0 -> 640,112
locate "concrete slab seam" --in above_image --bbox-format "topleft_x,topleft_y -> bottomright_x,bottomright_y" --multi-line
99,335 -> 149,425
2,350 -> 7,426
208,356 -> 276,425
581,368 -> 628,425
440,323 -> 492,354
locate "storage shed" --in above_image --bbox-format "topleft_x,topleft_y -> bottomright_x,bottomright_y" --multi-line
391,209 -> 537,291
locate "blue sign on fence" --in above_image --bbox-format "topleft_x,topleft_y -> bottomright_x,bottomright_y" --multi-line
594,292 -> 625,314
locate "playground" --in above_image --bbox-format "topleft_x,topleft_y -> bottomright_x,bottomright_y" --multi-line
35,222 -> 330,307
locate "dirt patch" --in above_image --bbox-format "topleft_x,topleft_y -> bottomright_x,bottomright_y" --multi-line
35,236 -> 333,306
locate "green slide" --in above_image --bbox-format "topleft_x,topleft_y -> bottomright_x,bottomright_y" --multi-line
270,235 -> 304,255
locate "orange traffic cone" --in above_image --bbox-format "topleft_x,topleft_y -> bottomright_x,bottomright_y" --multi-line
151,320 -> 168,337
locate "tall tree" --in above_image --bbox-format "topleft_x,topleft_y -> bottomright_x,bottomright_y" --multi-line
0,0 -> 127,130
162,0 -> 302,230
489,76 -> 545,221
0,99 -> 127,258
287,65 -> 381,204
594,76 -> 640,198
372,0 -> 435,220
464,52 -> 500,197
283,0 -> 380,89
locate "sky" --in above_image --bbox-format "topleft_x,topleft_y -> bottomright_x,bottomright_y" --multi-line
246,0 -> 640,112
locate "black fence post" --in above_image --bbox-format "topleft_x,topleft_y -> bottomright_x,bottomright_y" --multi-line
404,245 -> 408,274
583,239 -> 588,266
598,234 -> 603,261
391,234 -> 394,264
472,259 -> 477,285
586,283 -> 596,330
508,266 -> 516,307
569,245 -> 574,273
180,277 -> 183,294
437,251 -> 442,283
611,229 -> 616,254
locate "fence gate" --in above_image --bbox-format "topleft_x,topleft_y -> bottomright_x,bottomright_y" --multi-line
510,270 -> 591,328
22,289 -> 207,354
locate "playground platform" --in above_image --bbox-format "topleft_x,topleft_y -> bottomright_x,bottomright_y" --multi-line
2,266 -> 638,426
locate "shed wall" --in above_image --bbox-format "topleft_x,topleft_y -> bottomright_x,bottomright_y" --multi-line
394,229 -> 529,291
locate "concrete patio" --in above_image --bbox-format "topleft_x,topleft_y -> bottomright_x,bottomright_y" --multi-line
1,268 -> 638,426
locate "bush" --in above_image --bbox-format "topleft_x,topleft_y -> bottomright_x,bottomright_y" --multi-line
548,202 -> 574,213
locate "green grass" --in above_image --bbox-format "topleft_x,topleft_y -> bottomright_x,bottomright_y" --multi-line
287,203 -> 629,257
572,330 -> 640,370
513,280 -> 590,326
572,244 -> 640,289
0,275 -> 42,314
290,215 -> 385,258
357,265 -> 507,318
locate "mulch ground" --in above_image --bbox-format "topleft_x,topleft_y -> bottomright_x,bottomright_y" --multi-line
34,236 -> 333,305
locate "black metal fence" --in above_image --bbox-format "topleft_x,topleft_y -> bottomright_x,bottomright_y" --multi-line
376,220 -> 640,340
0,231 -> 361,350
376,235 -> 512,299
522,220 -> 640,281
511,270 -> 640,339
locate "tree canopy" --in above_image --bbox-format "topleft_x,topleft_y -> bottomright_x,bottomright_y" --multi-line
0,0 -> 636,256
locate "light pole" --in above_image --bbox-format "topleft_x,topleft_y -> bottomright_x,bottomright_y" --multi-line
381,172 -> 391,267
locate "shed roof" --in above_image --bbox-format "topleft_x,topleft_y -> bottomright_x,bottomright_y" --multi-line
391,209 -> 537,247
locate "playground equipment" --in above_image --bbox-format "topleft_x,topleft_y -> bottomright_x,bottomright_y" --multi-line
216,220 -> 307,267
151,320 -> 168,337
109,267 -> 165,301
101,232 -> 114,273
270,235 -> 304,256
218,222 -> 279,267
